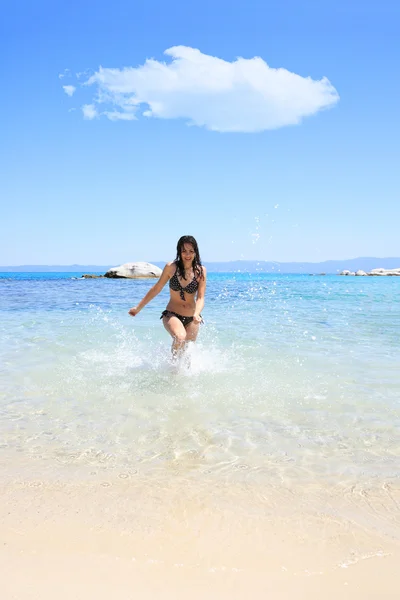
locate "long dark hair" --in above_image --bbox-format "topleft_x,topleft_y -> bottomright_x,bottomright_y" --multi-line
174,235 -> 203,280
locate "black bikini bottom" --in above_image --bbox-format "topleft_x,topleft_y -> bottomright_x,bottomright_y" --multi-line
161,310 -> 202,327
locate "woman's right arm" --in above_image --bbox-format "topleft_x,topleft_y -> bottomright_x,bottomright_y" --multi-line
128,263 -> 172,316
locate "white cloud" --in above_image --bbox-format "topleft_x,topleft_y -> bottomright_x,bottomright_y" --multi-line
59,68 -> 70,79
76,69 -> 92,80
78,46 -> 339,132
63,85 -> 76,97
82,104 -> 98,120
104,111 -> 136,121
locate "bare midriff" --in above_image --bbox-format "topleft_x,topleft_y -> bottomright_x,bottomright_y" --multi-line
165,290 -> 196,316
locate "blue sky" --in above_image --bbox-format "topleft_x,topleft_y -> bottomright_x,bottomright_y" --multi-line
1,0 -> 399,265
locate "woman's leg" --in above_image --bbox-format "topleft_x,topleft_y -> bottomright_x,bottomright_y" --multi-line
162,315 -> 187,358
185,320 -> 200,342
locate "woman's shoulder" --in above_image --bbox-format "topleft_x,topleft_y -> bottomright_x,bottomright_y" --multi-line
198,265 -> 207,278
164,261 -> 177,274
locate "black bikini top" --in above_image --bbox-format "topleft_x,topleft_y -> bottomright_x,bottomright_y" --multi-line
169,268 -> 199,300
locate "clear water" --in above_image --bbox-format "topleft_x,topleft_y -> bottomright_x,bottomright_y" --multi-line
1,272 -> 399,535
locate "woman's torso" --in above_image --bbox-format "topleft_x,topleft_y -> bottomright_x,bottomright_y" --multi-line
166,264 -> 199,316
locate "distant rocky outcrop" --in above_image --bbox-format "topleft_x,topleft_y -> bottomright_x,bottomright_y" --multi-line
81,274 -> 104,278
104,262 -> 162,279
369,268 -> 400,276
340,268 -> 400,276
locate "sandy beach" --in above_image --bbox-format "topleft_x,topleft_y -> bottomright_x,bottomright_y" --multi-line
2,462 -> 400,600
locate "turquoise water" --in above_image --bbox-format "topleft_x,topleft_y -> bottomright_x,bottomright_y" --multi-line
1,272 -> 399,532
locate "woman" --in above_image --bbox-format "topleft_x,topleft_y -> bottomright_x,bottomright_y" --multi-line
128,236 -> 206,358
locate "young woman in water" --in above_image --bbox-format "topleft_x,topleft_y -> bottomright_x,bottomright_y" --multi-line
128,235 -> 206,357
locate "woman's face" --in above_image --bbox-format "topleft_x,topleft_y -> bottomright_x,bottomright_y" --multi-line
181,243 -> 195,265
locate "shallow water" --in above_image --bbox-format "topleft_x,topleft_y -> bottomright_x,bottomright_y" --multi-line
1,272 -> 400,543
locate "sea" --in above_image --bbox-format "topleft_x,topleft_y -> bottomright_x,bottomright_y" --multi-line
1,271 -> 399,554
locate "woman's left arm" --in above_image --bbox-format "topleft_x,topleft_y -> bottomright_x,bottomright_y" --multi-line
193,267 -> 207,323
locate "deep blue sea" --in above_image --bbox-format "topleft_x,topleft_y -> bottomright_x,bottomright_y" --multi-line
1,271 -> 399,541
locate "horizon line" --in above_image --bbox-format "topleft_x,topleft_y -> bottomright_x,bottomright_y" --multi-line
1,256 -> 400,268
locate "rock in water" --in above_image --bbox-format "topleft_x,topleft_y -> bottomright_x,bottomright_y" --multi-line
340,267 -> 400,276
368,268 -> 400,276
104,262 -> 162,279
